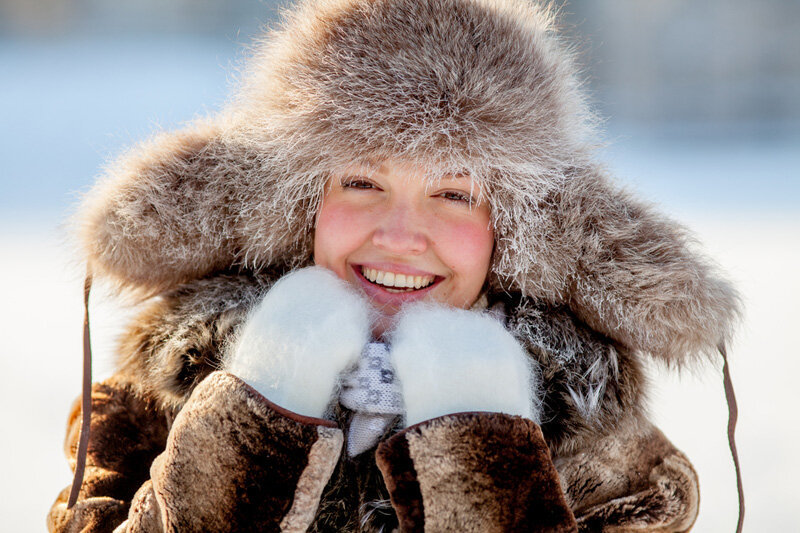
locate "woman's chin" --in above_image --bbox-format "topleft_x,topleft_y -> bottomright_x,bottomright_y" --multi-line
370,313 -> 395,341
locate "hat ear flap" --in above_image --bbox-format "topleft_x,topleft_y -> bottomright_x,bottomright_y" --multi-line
561,166 -> 741,366
78,119 -> 242,295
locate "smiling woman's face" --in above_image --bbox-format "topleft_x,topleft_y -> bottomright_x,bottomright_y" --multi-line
313,159 -> 494,318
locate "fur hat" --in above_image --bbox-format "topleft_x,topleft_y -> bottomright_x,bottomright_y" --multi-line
77,0 -> 739,365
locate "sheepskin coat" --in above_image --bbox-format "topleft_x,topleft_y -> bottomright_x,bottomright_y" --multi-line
49,0 -> 739,531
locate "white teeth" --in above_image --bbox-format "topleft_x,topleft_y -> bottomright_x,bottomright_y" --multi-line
361,266 -> 435,290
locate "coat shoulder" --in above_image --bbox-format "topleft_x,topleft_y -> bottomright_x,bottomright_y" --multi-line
116,270 -> 279,411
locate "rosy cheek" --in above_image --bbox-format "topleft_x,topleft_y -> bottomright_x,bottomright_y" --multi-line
316,202 -> 359,235
435,215 -> 494,302
314,201 -> 367,278
449,219 -> 493,268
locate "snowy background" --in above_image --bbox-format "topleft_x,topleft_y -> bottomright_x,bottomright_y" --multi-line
1,1 -> 799,531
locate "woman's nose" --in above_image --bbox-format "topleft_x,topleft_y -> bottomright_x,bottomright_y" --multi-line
371,206 -> 428,255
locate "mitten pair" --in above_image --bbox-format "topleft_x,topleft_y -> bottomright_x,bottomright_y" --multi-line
225,267 -> 540,427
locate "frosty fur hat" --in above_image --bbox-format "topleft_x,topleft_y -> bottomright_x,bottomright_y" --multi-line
77,0 -> 740,366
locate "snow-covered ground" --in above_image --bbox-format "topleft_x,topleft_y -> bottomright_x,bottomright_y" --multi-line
1,36 -> 798,531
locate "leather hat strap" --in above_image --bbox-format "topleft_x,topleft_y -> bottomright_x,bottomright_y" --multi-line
67,271 -> 93,509
719,342 -> 745,533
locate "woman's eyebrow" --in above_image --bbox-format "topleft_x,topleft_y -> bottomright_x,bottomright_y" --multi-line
341,159 -> 379,174
440,172 -> 472,182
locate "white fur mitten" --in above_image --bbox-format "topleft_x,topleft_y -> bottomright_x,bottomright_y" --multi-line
389,304 -> 540,427
225,267 -> 372,418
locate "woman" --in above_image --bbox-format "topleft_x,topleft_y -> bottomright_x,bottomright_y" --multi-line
49,0 -> 739,531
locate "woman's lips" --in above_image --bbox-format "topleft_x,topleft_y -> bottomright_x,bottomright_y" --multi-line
351,264 -> 441,309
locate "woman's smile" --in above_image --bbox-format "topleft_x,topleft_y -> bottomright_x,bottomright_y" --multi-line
350,263 -> 443,310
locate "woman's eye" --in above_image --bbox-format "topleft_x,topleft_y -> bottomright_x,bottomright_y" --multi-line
438,190 -> 474,205
341,178 -> 377,190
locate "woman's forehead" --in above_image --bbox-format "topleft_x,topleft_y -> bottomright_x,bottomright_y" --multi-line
336,158 -> 476,182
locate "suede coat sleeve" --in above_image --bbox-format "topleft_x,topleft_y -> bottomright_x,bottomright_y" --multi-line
48,372 -> 344,533
376,412 -> 578,532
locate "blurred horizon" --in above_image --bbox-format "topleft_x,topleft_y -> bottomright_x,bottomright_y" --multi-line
3,0 -> 799,122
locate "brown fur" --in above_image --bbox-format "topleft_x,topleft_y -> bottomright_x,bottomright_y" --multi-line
372,420 -> 425,532
49,377 -> 170,531
145,372 -> 339,531
555,418 -> 699,532
502,294 -> 647,456
115,271 -> 278,410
